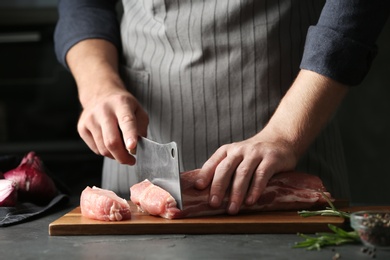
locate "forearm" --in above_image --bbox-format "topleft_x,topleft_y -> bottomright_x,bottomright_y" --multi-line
259,69 -> 349,159
66,39 -> 125,107
66,39 -> 148,163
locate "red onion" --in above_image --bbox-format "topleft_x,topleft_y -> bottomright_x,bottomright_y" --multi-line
0,179 -> 18,207
3,152 -> 57,205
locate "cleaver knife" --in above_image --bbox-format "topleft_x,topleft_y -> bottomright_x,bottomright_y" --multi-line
135,136 -> 183,210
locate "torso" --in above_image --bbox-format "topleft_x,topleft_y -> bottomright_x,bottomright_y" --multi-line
102,0 -> 350,200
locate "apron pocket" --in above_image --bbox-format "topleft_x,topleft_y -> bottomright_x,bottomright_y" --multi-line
120,66 -> 150,107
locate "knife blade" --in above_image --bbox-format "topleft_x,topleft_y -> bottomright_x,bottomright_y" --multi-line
135,136 -> 183,210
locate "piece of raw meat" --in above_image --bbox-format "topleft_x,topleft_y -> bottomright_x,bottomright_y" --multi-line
131,179 -> 181,219
130,170 -> 332,219
80,186 -> 131,221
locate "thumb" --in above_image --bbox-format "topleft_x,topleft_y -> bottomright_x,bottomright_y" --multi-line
117,113 -> 139,152
120,103 -> 149,153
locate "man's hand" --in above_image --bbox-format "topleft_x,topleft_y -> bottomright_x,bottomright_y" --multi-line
195,134 -> 298,215
77,87 -> 148,165
67,39 -> 149,164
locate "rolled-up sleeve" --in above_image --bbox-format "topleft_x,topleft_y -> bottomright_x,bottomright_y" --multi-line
300,0 -> 390,86
54,0 -> 121,69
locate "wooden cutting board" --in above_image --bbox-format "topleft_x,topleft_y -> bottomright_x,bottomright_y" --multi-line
49,201 -> 389,236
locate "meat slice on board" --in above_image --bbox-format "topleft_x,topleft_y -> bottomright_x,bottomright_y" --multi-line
130,170 -> 332,219
131,179 -> 181,219
80,186 -> 131,221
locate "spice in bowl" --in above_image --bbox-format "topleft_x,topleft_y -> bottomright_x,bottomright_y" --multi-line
350,211 -> 390,248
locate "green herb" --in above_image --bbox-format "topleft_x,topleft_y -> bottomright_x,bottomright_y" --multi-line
297,208 -> 350,218
293,191 -> 360,250
297,191 -> 350,219
294,224 -> 360,250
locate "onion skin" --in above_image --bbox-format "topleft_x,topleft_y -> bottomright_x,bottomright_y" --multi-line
0,179 -> 18,207
3,152 -> 58,205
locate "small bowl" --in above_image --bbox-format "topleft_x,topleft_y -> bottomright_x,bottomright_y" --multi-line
351,211 -> 390,248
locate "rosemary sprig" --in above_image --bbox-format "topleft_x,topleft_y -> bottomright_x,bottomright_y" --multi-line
297,191 -> 350,219
294,224 -> 360,250
293,191 -> 360,250
298,207 -> 351,219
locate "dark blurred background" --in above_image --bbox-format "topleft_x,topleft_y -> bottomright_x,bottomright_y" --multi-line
0,0 -> 103,195
0,1 -> 389,203
337,18 -> 390,205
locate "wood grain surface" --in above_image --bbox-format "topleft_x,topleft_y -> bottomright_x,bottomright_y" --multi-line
49,201 -> 390,236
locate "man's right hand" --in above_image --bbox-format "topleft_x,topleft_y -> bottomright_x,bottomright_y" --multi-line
77,87 -> 149,165
66,39 -> 149,165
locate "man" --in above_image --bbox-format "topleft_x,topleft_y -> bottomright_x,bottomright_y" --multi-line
55,0 -> 389,214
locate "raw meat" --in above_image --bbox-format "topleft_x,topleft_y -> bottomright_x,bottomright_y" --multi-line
80,186 -> 131,221
131,179 -> 181,219
130,170 -> 332,219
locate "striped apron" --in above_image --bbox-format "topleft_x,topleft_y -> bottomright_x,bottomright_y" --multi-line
102,0 -> 350,200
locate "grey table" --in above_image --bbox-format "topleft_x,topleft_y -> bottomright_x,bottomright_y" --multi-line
1,198 -> 388,260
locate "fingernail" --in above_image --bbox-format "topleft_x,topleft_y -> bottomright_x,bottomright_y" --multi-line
127,137 -> 138,151
126,138 -> 132,149
228,202 -> 238,214
210,195 -> 219,206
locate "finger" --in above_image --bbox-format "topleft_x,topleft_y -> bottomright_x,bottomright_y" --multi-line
244,159 -> 275,206
116,103 -> 141,152
195,146 -> 228,190
120,115 -> 138,151
77,118 -> 109,157
208,153 -> 243,208
227,159 -> 259,215
101,116 -> 136,165
89,125 -> 112,157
